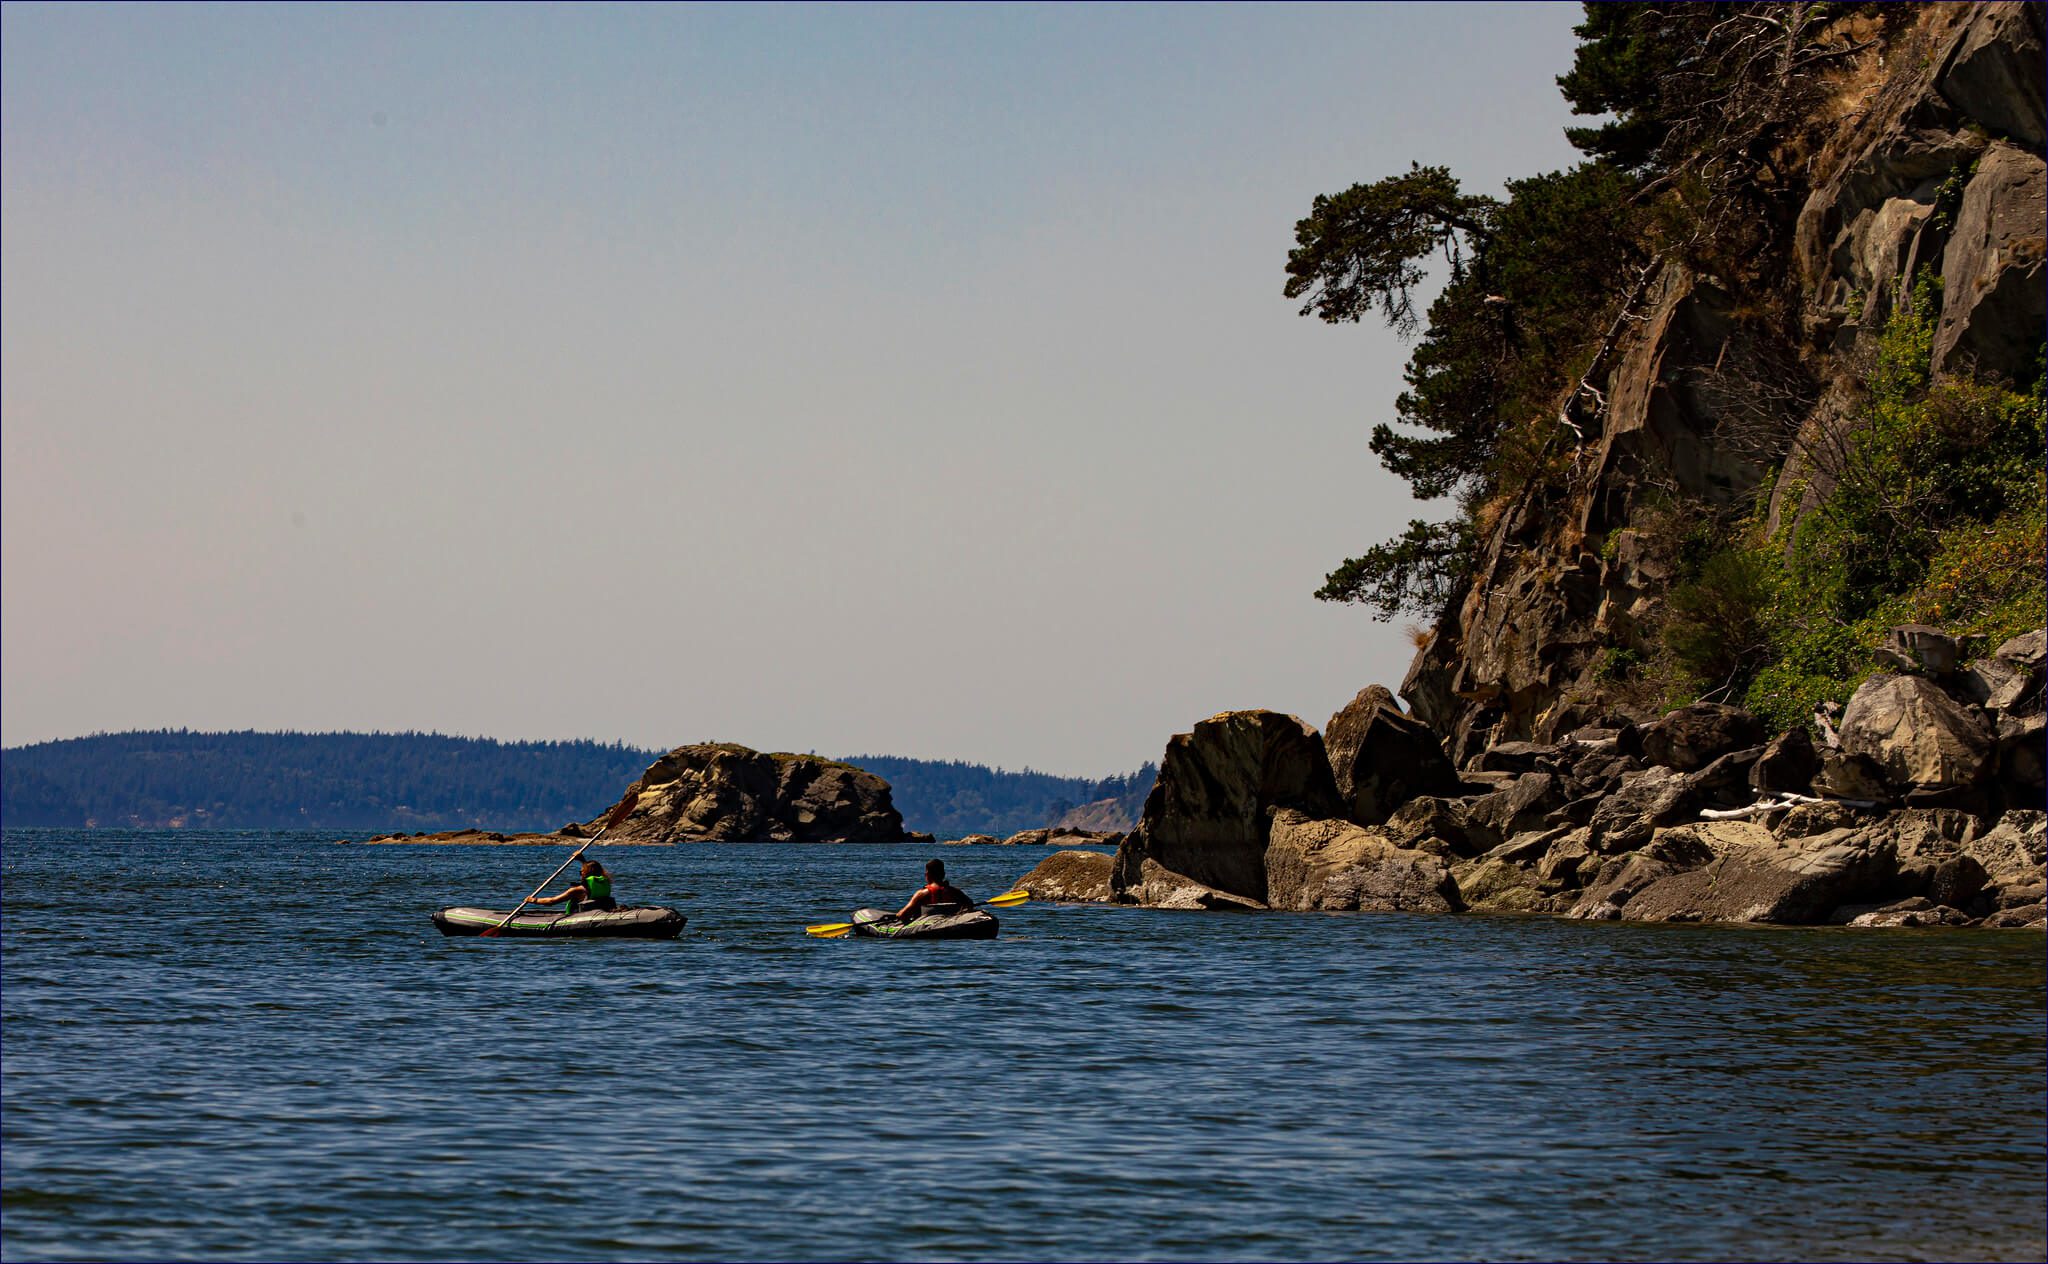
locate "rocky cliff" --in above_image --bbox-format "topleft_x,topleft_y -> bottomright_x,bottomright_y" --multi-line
1401,2 -> 2045,762
1046,6 -> 2048,934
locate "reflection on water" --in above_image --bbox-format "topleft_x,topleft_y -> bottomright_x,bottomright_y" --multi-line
4,831 -> 2044,1262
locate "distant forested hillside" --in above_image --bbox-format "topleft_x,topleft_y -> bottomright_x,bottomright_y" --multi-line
0,731 -> 660,831
842,756 -> 1157,838
0,731 -> 1155,837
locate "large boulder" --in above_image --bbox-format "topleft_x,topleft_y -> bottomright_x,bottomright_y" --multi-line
1960,629 -> 2046,718
1963,809 -> 2048,894
1451,858 -> 1555,914
1383,796 -> 1477,858
1813,751 -> 1895,803
1640,703 -> 1768,772
1995,711 -> 2046,804
1839,674 -> 1996,800
596,744 -> 921,843
1112,711 -> 1343,904
1569,828 -> 1718,918
1264,810 -> 1463,914
1014,850 -> 1118,903
1873,624 -> 1969,675
1323,686 -> 1459,825
1462,772 -> 1567,850
1620,823 -> 1898,924
1586,766 -> 1701,854
1751,728 -> 1821,796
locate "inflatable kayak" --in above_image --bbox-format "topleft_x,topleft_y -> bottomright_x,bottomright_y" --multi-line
848,907 -> 999,940
432,905 -> 685,939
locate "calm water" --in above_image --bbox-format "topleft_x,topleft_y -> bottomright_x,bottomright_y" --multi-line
2,830 -> 2043,1263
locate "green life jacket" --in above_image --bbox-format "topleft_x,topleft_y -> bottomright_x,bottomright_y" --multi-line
581,873 -> 613,902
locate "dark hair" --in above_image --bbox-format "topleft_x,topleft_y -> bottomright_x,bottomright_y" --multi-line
581,859 -> 607,876
925,858 -> 945,881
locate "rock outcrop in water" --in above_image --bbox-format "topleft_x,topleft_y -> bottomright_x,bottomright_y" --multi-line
359,742 -> 927,845
571,744 -> 924,843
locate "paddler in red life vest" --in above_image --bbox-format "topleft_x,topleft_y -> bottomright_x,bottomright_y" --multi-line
895,858 -> 974,921
533,857 -> 618,913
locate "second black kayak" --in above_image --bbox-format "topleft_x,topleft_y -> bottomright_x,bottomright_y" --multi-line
432,905 -> 686,939
849,907 -> 999,940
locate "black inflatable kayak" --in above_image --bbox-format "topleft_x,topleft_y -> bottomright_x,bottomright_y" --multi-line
432,905 -> 685,939
849,907 -> 999,940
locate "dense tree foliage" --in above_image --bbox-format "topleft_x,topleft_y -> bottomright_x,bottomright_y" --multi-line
1559,3 -> 1880,201
1291,161 -> 1640,617
0,730 -> 1156,838
1293,2 -> 1878,623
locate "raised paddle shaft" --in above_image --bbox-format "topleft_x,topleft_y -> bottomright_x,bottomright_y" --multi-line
805,888 -> 1028,937
479,798 -> 637,938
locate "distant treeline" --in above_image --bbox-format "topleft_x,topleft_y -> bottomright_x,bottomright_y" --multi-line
0,730 -> 658,832
843,756 -> 1157,838
0,730 -> 1156,837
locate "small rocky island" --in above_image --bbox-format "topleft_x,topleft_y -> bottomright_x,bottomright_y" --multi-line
1019,628 -> 2046,929
359,742 -> 927,845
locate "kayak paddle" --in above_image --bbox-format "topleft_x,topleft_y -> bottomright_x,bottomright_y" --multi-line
805,888 -> 1029,938
479,798 -> 637,938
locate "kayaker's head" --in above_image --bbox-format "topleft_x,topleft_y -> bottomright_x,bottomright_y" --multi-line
925,858 -> 945,883
581,858 -> 607,877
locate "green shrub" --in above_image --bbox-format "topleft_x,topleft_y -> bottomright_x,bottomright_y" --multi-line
1649,280 -> 2045,726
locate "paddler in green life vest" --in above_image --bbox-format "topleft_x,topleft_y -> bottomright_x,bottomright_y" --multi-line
533,857 -> 618,914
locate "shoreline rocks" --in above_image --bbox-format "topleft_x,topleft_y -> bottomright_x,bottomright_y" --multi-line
1018,633 -> 2047,931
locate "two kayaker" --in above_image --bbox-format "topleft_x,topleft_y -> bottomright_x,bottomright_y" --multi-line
533,857 -> 618,913
895,858 -> 974,921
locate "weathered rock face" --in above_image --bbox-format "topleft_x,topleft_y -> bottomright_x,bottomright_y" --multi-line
1839,674 -> 1995,800
1397,3 -> 2047,759
1931,141 -> 2047,381
595,744 -> 920,843
1111,711 -> 1343,904
1323,686 -> 1459,825
1264,810 -> 1463,914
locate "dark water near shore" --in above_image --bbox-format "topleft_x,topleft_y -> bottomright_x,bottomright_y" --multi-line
3,830 -> 2044,1262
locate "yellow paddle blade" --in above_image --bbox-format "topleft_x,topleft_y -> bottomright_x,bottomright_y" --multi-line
985,889 -> 1029,907
805,922 -> 854,937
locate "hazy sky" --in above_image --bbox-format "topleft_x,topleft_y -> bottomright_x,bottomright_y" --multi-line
3,2 -> 1585,774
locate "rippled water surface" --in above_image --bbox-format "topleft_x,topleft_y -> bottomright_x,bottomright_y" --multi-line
3,830 -> 2044,1262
